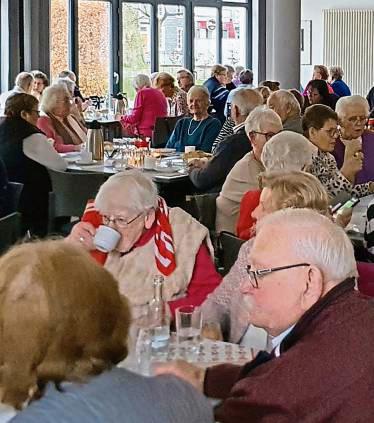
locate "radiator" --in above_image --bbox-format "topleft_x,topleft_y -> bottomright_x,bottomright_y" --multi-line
323,9 -> 374,97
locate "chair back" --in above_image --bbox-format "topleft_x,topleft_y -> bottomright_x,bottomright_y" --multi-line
218,231 -> 246,276
0,212 -> 21,255
185,193 -> 218,232
48,169 -> 107,232
6,181 -> 24,213
357,262 -> 374,297
152,116 -> 181,148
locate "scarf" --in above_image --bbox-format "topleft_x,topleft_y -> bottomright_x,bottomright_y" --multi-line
48,113 -> 87,146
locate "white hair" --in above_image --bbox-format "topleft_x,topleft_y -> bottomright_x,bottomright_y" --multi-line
53,77 -> 76,96
268,89 -> 301,119
335,95 -> 369,116
133,74 -> 151,90
261,131 -> 314,171
40,84 -> 70,114
231,88 -> 263,116
94,170 -> 158,214
245,106 -> 282,134
187,85 -> 210,103
15,72 -> 33,92
257,208 -> 358,282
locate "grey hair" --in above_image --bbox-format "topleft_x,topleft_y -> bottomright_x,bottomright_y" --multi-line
15,72 -> 33,92
94,170 -> 158,214
133,74 -> 151,90
187,85 -> 210,102
267,89 -> 301,119
245,106 -> 282,134
261,131 -> 314,171
335,95 -> 369,116
329,66 -> 344,80
40,84 -> 70,114
53,77 -> 75,96
256,208 -> 358,282
231,88 -> 263,116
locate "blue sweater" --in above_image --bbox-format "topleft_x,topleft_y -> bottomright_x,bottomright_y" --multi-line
331,79 -> 351,97
11,367 -> 213,423
166,116 -> 221,152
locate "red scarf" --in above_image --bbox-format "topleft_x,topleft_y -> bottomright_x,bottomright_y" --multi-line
82,197 -> 176,275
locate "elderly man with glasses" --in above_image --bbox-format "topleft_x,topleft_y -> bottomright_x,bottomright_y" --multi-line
333,95 -> 374,184
156,208 -> 374,422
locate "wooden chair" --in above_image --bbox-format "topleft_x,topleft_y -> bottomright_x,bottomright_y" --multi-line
0,212 -> 22,255
48,169 -> 107,234
218,231 -> 246,276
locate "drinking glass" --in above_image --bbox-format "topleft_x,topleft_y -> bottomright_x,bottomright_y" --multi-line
135,328 -> 152,376
176,305 -> 202,356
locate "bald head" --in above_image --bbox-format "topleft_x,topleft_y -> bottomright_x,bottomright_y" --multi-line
231,88 -> 263,123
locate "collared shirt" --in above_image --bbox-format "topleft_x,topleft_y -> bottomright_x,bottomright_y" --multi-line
232,121 -> 245,134
267,325 -> 295,357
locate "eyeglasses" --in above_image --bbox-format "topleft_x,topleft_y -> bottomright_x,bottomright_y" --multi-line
347,116 -> 369,124
102,212 -> 143,228
251,131 -> 277,141
320,128 -> 339,138
245,263 -> 310,288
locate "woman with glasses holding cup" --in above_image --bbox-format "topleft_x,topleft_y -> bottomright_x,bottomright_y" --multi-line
333,95 -> 374,184
66,169 -> 222,321
303,104 -> 374,198
0,93 -> 66,236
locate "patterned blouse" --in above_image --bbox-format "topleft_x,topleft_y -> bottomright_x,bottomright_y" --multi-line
211,118 -> 235,153
310,150 -> 371,198
168,88 -> 188,117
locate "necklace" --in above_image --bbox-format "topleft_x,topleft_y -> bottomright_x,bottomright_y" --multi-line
187,118 -> 206,136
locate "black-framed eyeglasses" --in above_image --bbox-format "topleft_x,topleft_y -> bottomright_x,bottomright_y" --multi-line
102,212 -> 143,229
245,263 -> 310,288
251,131 -> 277,141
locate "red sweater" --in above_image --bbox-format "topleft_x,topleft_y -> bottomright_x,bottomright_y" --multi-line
81,203 -> 221,316
236,189 -> 261,240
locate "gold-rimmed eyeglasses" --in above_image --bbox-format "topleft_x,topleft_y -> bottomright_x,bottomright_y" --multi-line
102,212 -> 143,229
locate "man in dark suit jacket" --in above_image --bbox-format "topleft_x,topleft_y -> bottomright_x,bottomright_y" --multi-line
156,209 -> 374,423
188,88 -> 263,193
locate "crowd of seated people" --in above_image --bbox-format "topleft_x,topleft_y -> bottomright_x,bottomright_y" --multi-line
1,60 -> 374,423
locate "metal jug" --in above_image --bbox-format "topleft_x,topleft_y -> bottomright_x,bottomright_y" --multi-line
86,120 -> 104,161
112,93 -> 128,116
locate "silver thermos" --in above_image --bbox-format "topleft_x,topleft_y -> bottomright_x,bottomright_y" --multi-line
86,120 -> 104,161
112,93 -> 128,116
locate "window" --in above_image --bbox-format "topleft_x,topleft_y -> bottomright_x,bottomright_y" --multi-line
158,4 -> 185,75
194,7 -> 218,84
50,0 -> 69,80
122,3 -> 152,100
222,6 -> 247,68
78,1 -> 111,97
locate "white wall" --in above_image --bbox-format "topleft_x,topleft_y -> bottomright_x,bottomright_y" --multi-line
301,0 -> 374,89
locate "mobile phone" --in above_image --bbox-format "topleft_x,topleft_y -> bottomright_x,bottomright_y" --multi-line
331,197 -> 360,214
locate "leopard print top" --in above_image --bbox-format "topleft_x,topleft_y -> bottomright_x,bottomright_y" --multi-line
310,151 -> 371,198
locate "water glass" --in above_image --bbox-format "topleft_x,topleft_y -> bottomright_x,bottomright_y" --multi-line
135,328 -> 152,376
176,305 -> 202,356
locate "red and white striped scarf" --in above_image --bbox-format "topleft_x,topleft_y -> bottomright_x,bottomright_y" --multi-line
154,197 -> 176,276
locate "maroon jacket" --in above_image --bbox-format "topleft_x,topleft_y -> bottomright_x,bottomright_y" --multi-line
204,279 -> 374,422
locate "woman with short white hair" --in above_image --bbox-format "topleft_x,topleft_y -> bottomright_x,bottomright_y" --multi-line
236,131 -> 315,239
120,73 -> 167,138
67,169 -> 222,319
166,85 -> 221,152
267,89 -> 303,134
329,66 -> 351,97
333,95 -> 374,184
37,84 -> 87,152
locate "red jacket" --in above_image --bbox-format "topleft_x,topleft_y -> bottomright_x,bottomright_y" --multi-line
236,189 -> 261,240
205,279 -> 374,422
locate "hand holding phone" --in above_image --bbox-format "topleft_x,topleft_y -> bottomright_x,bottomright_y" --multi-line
331,197 -> 360,214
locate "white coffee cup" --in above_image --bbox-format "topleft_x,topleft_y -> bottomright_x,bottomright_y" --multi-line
80,150 -> 93,162
185,146 -> 196,153
94,225 -> 121,252
144,156 -> 157,170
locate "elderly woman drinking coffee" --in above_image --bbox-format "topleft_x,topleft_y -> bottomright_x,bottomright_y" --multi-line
37,84 -> 87,153
67,170 -> 221,319
166,85 -> 221,152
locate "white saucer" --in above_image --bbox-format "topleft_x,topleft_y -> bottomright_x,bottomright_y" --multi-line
76,159 -> 98,166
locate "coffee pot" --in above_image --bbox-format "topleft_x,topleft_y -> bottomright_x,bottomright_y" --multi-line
86,120 -> 104,161
112,93 -> 128,116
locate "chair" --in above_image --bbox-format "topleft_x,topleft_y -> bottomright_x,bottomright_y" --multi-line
151,116 -> 181,148
185,193 -> 218,232
357,262 -> 374,297
0,212 -> 22,255
6,181 -> 23,213
218,231 -> 246,276
48,169 -> 107,233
